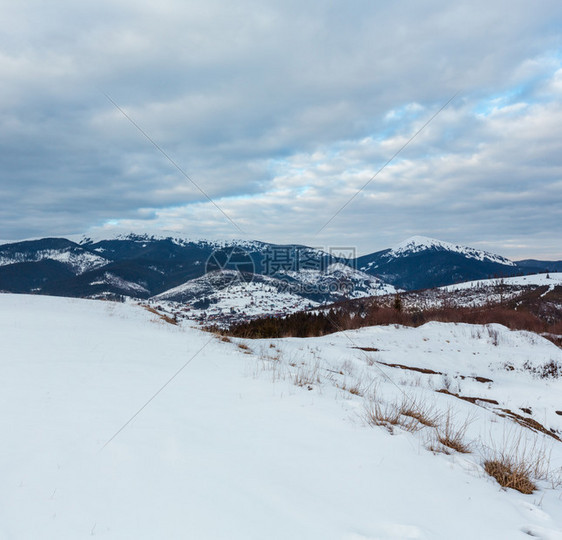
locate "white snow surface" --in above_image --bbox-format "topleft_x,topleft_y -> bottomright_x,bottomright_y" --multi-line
154,265 -> 396,321
154,271 -> 319,318
387,236 -> 516,266
442,272 -> 562,291
0,249 -> 108,274
89,272 -> 150,294
74,231 -> 327,256
1,294 -> 562,539
275,263 -> 398,297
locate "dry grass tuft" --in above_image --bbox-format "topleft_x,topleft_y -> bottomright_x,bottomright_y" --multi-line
143,305 -> 178,325
237,343 -> 251,353
482,433 -> 556,494
399,399 -> 441,428
363,396 -> 429,433
293,364 -> 321,389
483,459 -> 536,494
435,411 -> 471,453
364,400 -> 402,431
338,379 -> 363,396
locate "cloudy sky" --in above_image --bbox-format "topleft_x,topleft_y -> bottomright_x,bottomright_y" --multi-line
2,0 -> 562,258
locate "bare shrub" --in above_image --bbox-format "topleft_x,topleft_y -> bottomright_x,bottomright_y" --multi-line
522,359 -> 562,379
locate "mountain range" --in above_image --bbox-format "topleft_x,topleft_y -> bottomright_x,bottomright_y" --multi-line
0,234 -> 557,307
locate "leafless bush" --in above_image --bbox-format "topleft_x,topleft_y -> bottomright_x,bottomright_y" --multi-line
522,359 -> 562,379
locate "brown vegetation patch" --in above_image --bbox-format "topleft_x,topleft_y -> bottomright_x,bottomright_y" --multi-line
400,401 -> 441,428
497,408 -> 560,441
363,398 -> 430,434
219,295 -> 561,340
435,411 -> 471,453
378,361 -> 442,375
143,305 -> 178,325
458,374 -> 494,384
484,460 -> 536,494
473,376 -> 494,383
436,388 -> 499,406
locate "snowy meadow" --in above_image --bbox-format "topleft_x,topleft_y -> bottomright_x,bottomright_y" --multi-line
1,294 -> 561,539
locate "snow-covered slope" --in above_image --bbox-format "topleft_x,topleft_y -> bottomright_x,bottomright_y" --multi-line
153,264 -> 398,321
76,231 -> 270,252
153,270 -> 318,319
387,236 -> 516,266
277,262 -> 398,297
443,272 -> 562,291
88,272 -> 150,295
1,294 -> 562,539
357,236 -> 520,290
0,245 -> 108,274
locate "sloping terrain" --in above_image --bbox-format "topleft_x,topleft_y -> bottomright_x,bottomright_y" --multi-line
357,236 -> 524,290
518,260 -> 562,273
1,294 -> 561,539
0,238 -> 108,274
153,263 -> 397,322
0,235 -> 335,301
0,234 -> 559,310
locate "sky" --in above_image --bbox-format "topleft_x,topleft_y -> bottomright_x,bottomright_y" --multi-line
1,1 -> 562,259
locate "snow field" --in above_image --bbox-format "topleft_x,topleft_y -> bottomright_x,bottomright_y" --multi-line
1,294 -> 562,539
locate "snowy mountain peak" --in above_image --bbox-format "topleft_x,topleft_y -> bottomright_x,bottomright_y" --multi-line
387,236 -> 516,266
391,235 -> 448,252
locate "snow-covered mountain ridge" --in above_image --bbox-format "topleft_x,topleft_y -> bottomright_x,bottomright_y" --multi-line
0,232 -> 557,311
387,235 -> 516,266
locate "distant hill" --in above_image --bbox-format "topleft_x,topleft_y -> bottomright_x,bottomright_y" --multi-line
0,234 -> 558,312
516,259 -> 562,273
357,236 -> 526,290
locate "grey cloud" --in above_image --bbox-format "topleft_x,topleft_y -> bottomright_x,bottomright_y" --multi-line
1,0 -> 562,258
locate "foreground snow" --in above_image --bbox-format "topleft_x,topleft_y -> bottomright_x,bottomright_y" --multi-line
1,294 -> 561,539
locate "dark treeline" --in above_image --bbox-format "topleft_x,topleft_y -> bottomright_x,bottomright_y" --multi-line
215,302 -> 562,344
